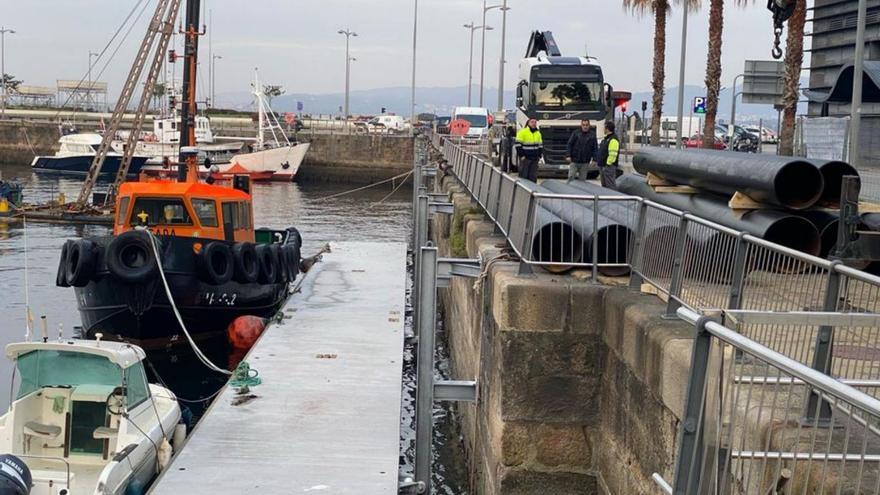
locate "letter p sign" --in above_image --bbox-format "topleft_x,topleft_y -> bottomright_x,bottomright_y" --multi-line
693,97 -> 707,115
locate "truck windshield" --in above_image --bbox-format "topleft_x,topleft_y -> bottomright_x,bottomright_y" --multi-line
456,115 -> 487,127
531,81 -> 602,111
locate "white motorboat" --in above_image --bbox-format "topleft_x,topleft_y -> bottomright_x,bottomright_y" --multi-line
0,336 -> 183,494
31,133 -> 149,178
221,70 -> 309,182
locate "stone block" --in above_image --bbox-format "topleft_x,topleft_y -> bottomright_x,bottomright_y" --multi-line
568,283 -> 607,334
492,270 -> 571,332
533,423 -> 592,468
500,422 -> 530,467
498,469 -> 598,494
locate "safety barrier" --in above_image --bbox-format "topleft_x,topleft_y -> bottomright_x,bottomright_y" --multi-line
430,133 -> 880,493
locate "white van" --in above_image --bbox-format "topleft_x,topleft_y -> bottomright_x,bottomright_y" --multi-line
451,106 -> 492,139
366,115 -> 408,134
658,116 -> 701,145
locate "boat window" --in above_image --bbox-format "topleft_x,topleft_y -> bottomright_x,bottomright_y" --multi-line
158,122 -> 164,130
15,350 -> 122,399
236,202 -> 251,229
129,197 -> 192,226
124,363 -> 150,408
117,197 -> 130,226
191,198 -> 219,227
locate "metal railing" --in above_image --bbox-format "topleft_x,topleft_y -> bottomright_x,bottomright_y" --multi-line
431,134 -> 880,486
670,307 -> 880,494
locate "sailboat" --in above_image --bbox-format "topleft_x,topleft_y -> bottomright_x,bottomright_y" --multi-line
217,70 -> 310,182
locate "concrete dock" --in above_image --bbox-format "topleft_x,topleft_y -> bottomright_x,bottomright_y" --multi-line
151,241 -> 407,494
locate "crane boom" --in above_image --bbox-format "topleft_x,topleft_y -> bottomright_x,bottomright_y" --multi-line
110,0 -> 182,194
75,0 -> 178,208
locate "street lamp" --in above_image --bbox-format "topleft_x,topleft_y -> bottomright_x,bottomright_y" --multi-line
0,26 -> 15,119
729,73 -> 744,132
675,3 -> 690,149
338,28 -> 358,121
464,22 -> 491,106
480,1 -> 509,108
410,0 -> 418,133
849,0 -> 868,167
496,0 -> 510,112
88,51 -> 99,110
211,54 -> 222,109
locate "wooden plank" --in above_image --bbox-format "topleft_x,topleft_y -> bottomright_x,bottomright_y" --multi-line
152,242 -> 407,494
728,191 -> 770,210
647,172 -> 676,187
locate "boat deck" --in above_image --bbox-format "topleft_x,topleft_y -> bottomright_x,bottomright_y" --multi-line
150,241 -> 407,494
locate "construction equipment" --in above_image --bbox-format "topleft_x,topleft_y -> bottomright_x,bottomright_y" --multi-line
74,0 -> 182,208
767,0 -> 797,59
512,31 -> 614,176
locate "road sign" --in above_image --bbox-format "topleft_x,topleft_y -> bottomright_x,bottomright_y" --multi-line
693,97 -> 707,114
284,113 -> 295,125
743,60 -> 784,105
296,101 -> 304,111
448,119 -> 471,136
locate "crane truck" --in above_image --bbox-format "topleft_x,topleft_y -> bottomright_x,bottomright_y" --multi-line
502,31 -> 614,176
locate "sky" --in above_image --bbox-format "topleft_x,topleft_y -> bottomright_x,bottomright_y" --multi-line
0,0 -> 808,100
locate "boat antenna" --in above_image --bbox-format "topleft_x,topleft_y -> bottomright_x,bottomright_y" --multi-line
23,216 -> 32,342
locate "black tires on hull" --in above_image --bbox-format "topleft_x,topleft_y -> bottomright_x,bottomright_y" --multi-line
198,242 -> 234,286
232,242 -> 260,283
65,239 -> 98,287
106,230 -> 159,284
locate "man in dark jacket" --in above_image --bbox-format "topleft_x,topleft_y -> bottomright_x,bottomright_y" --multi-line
565,119 -> 598,182
597,121 -> 621,189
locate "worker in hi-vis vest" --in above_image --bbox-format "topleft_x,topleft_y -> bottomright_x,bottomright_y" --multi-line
597,120 -> 620,189
514,118 -> 543,182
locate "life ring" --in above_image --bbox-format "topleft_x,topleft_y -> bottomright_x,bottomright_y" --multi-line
270,244 -> 288,283
231,242 -> 259,284
56,240 -> 71,288
106,230 -> 159,284
255,244 -> 278,284
65,239 -> 98,287
197,242 -> 234,286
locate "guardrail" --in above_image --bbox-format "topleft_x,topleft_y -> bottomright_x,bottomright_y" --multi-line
435,133 -> 880,406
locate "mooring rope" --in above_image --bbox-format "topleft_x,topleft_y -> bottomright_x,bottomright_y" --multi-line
311,170 -> 414,202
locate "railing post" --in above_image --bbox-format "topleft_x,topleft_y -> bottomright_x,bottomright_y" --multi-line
518,192 -> 536,276
665,214 -> 690,317
413,194 -> 429,331
414,246 -> 438,492
672,315 -> 712,495
591,195 -> 600,282
725,233 -> 749,312
803,263 -> 841,425
628,200 -> 649,290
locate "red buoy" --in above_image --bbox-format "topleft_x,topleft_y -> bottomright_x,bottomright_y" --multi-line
227,315 -> 267,368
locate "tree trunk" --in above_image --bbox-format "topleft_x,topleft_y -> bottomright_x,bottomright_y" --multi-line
778,0 -> 806,156
701,0 -> 724,149
650,0 -> 668,146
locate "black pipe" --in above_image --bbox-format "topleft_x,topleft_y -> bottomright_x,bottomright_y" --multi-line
813,160 -> 860,206
617,174 -> 821,257
632,147 -> 825,210
539,180 -> 633,276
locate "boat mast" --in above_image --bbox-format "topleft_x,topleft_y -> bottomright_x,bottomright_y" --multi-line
255,69 -> 265,149
177,0 -> 203,182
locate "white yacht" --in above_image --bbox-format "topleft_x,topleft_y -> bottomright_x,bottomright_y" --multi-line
0,337 -> 183,494
31,133 -> 149,177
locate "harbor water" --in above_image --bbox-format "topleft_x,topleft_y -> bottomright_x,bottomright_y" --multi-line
0,162 -> 467,493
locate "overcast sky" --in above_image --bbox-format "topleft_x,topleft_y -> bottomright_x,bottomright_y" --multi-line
1,0 -> 807,99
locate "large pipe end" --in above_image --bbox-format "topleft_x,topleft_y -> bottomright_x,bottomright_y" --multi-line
593,225 -> 633,277
763,216 -> 821,257
532,222 -> 584,273
818,161 -> 861,206
774,161 -> 824,210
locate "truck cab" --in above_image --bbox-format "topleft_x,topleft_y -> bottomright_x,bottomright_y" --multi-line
514,31 -> 613,175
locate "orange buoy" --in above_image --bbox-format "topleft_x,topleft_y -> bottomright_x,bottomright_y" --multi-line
227,315 -> 267,369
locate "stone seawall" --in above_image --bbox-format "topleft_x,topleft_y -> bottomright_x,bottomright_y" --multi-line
298,134 -> 413,184
431,173 -> 695,494
0,120 -> 412,185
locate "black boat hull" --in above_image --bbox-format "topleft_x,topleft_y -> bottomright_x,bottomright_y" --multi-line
68,233 -> 298,348
32,154 -> 148,177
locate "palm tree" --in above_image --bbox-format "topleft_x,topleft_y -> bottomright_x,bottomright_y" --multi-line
700,0 -> 752,149
778,0 -> 806,156
624,0 -> 700,146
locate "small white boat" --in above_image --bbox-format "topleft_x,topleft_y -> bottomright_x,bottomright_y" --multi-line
31,133 -> 150,178
0,336 -> 183,494
221,70 -> 309,182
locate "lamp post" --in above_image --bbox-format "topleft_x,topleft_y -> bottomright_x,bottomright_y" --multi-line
338,28 -> 358,121
730,73 -> 744,130
211,54 -> 222,109
848,0 -> 868,168
675,3 -> 689,150
88,51 -> 99,110
464,23 -> 490,106
410,0 -> 418,132
0,27 -> 15,118
496,0 -> 510,112
480,1 -> 507,107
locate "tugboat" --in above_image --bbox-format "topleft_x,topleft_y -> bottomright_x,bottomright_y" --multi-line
54,0 -> 302,347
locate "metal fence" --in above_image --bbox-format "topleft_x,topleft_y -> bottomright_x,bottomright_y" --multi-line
431,134 -> 880,494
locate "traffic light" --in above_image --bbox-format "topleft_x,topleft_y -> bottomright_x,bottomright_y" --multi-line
641,101 -> 648,113
381,107 -> 386,114
620,101 -> 628,113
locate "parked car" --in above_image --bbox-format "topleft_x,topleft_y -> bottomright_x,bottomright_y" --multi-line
685,133 -> 726,150
362,115 -> 408,134
744,125 -> 778,144
716,124 -> 760,153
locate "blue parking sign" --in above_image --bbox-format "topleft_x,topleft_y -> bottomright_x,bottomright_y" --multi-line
693,97 -> 707,114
